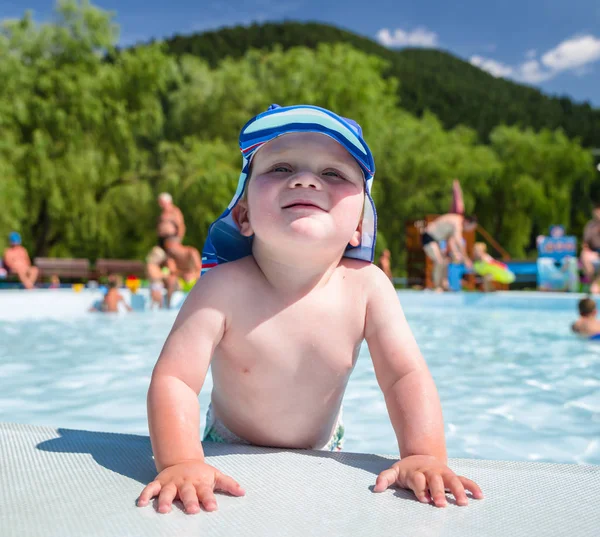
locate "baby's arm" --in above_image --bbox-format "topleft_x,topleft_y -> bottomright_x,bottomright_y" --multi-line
364,267 -> 482,506
137,270 -> 244,513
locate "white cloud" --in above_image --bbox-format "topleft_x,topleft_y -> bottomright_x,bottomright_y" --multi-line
470,55 -> 514,78
541,35 -> 600,71
519,60 -> 554,83
376,27 -> 438,48
470,33 -> 600,85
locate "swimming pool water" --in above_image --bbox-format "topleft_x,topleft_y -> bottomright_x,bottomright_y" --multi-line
1,292 -> 599,464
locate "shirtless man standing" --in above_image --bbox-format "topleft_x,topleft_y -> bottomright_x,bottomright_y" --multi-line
157,193 -> 186,250
421,214 -> 477,291
2,232 -> 39,290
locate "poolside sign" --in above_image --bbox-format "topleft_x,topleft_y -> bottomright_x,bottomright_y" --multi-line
536,226 -> 578,292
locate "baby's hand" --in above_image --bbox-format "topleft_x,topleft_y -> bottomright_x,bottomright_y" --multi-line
373,455 -> 483,507
137,460 -> 245,514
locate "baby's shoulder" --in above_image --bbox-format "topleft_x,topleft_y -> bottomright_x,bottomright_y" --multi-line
337,258 -> 394,294
198,257 -> 257,289
184,257 -> 257,311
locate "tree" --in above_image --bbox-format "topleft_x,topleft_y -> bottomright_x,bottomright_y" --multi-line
0,1 -> 176,257
477,126 -> 595,257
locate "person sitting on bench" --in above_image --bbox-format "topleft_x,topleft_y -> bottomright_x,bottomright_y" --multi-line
2,232 -> 39,290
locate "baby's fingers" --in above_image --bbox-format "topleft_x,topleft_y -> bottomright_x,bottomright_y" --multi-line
157,484 -> 178,514
460,476 -> 484,499
179,482 -> 201,514
373,467 -> 398,493
215,472 -> 246,497
137,481 -> 161,507
445,475 -> 468,506
424,472 -> 447,507
406,471 -> 430,504
195,484 -> 218,512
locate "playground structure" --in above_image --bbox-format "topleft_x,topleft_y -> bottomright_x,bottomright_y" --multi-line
405,216 -> 541,291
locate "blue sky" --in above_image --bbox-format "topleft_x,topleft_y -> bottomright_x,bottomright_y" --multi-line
3,0 -> 599,106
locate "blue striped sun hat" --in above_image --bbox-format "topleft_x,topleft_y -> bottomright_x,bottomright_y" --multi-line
202,104 -> 376,273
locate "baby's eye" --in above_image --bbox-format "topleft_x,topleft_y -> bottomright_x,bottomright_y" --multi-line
322,170 -> 345,180
272,165 -> 292,173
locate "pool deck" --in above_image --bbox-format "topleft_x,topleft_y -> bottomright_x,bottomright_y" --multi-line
1,422 -> 598,537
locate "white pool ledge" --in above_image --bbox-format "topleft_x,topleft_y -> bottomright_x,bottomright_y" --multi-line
0,289 -> 593,321
1,422 -> 598,537
0,289 -> 188,321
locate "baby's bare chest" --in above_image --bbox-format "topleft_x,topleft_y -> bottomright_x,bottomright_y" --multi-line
218,290 -> 366,373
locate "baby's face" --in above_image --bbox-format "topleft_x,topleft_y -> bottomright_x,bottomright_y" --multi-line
242,132 -> 365,253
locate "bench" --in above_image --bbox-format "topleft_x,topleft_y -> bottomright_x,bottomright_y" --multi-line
33,258 -> 91,280
94,259 -> 146,279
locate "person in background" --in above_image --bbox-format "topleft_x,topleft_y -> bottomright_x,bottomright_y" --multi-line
49,274 -> 61,289
472,242 -> 494,292
90,276 -> 132,313
377,249 -> 393,281
421,214 -> 477,292
571,297 -> 600,337
2,232 -> 39,290
146,246 -> 170,309
157,193 -> 186,252
164,242 -> 202,307
580,202 -> 600,293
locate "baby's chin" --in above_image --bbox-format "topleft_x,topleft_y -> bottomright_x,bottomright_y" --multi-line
263,221 -> 355,251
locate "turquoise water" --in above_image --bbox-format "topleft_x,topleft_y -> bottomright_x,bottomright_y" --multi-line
1,292 -> 599,464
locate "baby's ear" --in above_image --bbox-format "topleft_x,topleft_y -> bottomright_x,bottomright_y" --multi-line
232,200 -> 254,237
349,220 -> 362,247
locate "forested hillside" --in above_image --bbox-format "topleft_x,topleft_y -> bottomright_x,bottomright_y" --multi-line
164,22 -> 600,148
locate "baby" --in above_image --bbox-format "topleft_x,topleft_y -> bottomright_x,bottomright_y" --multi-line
571,297 -> 600,337
137,104 -> 482,514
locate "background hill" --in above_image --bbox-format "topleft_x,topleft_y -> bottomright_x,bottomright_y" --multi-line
164,21 -> 600,148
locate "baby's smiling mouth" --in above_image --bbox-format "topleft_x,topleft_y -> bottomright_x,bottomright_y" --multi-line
282,200 -> 325,211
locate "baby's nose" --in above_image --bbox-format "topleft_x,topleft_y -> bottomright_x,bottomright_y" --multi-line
289,172 -> 322,190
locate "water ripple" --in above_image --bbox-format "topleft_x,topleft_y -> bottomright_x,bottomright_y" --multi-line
1,301 -> 599,464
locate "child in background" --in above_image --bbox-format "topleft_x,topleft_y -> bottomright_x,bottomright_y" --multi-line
146,246 -> 169,309
571,297 -> 600,337
137,104 -> 483,515
472,242 -> 494,292
90,276 -> 132,313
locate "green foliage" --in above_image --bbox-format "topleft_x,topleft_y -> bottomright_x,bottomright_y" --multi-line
163,21 -> 600,148
477,127 -> 595,257
0,1 -> 597,274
